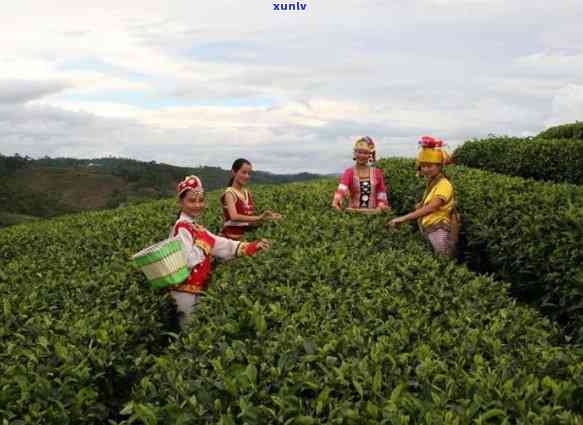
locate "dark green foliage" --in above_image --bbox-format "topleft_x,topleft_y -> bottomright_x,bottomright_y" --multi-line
379,158 -> 583,342
0,180 -> 80,219
453,136 -> 583,184
0,206 -> 180,423
23,156 -> 322,193
0,155 -> 322,227
0,153 -> 31,176
118,181 -> 583,424
0,212 -> 39,229
538,122 -> 583,140
1,178 -> 582,424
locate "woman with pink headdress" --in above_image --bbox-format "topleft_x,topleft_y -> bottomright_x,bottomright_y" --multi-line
388,136 -> 460,257
331,137 -> 391,213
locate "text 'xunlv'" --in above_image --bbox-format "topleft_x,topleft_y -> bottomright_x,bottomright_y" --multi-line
273,2 -> 308,11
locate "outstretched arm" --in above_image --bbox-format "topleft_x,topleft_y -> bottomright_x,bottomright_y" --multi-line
388,198 -> 444,227
210,231 -> 270,260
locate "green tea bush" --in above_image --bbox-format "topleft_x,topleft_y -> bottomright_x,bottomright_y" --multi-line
538,122 -> 583,140
0,206 -> 183,423
2,178 -> 582,424
453,137 -> 583,184
379,158 -> 583,342
118,182 -> 583,424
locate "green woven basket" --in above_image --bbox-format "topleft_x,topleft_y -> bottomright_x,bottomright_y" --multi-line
132,237 -> 189,289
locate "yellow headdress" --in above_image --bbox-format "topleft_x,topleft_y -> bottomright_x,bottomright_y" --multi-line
416,136 -> 451,169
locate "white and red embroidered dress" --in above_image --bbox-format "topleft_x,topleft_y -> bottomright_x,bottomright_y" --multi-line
170,212 -> 260,294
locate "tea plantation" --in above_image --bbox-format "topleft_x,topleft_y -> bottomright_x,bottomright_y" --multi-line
1,172 -> 582,424
538,122 -> 583,140
453,123 -> 583,184
452,136 -> 583,185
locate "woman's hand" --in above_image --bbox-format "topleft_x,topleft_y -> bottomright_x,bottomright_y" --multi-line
255,239 -> 272,251
265,211 -> 282,220
387,216 -> 407,228
241,239 -> 272,256
331,200 -> 342,210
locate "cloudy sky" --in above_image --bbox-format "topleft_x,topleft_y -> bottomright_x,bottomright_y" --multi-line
1,0 -> 582,173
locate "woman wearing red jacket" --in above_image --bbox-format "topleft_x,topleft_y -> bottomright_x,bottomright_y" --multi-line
170,175 -> 271,328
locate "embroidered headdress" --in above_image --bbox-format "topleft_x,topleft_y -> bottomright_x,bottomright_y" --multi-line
177,175 -> 204,197
353,136 -> 376,163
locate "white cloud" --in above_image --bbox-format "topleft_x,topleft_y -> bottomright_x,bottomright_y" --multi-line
546,84 -> 583,127
1,0 -> 583,172
0,79 -> 69,104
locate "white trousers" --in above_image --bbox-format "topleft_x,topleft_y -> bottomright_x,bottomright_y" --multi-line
170,290 -> 199,329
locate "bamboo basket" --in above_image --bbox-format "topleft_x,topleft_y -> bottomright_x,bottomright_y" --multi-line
132,237 -> 189,289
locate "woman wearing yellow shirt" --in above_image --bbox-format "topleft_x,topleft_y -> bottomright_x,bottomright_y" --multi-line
388,136 -> 459,257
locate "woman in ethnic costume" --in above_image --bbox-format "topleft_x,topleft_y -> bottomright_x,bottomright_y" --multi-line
388,136 -> 460,257
331,137 -> 390,211
170,175 -> 271,328
221,158 -> 282,240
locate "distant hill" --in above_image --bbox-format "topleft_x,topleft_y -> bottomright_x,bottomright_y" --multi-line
0,155 -> 322,228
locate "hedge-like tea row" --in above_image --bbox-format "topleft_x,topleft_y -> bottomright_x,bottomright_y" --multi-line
538,122 -> 583,140
0,206 -> 188,423
378,158 -> 583,342
2,178 -> 582,423
453,136 -> 583,184
0,190 -> 267,423
118,181 -> 583,424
